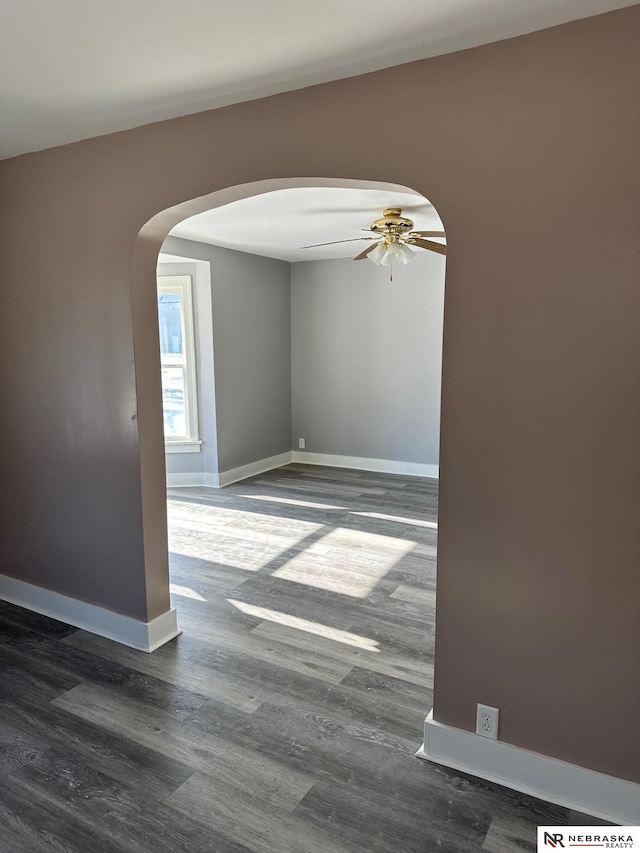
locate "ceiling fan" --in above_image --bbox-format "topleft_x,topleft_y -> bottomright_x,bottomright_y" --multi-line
302,207 -> 446,278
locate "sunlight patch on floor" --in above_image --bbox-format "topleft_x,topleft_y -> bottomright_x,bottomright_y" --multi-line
237,494 -> 346,511
168,536 -> 291,571
168,503 -> 324,570
350,511 -> 438,529
167,499 -> 238,526
227,598 -> 380,652
272,527 -> 415,598
170,583 -> 206,601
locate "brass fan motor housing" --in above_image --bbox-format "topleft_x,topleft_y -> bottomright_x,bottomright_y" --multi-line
370,208 -> 415,238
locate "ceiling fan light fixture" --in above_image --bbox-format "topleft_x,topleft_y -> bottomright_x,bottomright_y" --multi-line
302,207 -> 445,267
383,243 -> 403,265
396,242 -> 416,265
367,241 -> 388,266
376,242 -> 415,267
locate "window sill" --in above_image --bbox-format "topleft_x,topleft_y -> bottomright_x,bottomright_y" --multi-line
165,441 -> 202,454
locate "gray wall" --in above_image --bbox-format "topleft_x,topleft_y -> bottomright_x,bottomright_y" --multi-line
163,246 -> 444,475
162,237 -> 292,473
291,254 -> 445,464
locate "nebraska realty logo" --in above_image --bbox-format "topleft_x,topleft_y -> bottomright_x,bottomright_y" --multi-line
538,827 -> 640,850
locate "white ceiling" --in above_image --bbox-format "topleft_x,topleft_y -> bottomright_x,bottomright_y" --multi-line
168,186 -> 445,262
1,0 -> 637,160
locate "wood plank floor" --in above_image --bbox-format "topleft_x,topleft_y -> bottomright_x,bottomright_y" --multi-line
0,464 -> 609,851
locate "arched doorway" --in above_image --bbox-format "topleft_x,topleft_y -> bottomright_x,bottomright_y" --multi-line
130,177 -> 447,641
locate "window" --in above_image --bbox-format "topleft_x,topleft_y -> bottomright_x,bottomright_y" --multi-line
157,276 -> 200,450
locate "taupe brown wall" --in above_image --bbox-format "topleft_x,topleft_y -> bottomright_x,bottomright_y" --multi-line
0,8 -> 638,781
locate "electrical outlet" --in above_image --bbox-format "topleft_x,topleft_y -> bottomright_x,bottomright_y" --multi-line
298,438 -> 305,449
476,704 -> 499,740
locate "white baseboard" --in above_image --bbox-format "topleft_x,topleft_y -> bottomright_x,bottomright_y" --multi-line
292,451 -> 439,479
0,574 -> 180,653
166,472 -> 204,487
419,710 -> 640,826
204,451 -> 294,488
168,451 -> 438,490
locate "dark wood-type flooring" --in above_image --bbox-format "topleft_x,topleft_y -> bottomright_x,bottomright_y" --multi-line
0,464 -> 610,851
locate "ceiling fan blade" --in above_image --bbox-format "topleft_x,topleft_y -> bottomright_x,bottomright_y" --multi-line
353,243 -> 380,261
410,238 -> 447,256
302,237 -> 377,248
410,231 -> 446,238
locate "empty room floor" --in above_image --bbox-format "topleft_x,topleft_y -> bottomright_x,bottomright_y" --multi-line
0,464 -> 604,851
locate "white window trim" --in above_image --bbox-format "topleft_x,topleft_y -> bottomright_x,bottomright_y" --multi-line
157,275 -> 200,447
165,440 -> 202,454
